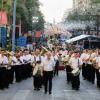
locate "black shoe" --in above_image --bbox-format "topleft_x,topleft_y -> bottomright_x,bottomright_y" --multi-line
72,87 -> 75,90
36,88 -> 40,91
34,88 -> 37,90
75,88 -> 79,91
83,78 -> 86,80
92,81 -> 94,84
49,91 -> 52,95
67,81 -> 70,84
44,91 -> 47,94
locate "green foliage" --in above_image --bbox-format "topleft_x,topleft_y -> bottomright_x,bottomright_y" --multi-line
16,0 -> 45,32
67,11 -> 80,21
0,0 -> 44,32
0,1 -> 2,10
65,0 -> 100,22
66,11 -> 96,22
91,0 -> 100,3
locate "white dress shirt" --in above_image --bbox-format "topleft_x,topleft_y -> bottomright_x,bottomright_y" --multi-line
11,56 -> 18,65
96,56 -> 100,68
43,57 -> 55,71
69,57 -> 82,70
2,56 -> 8,65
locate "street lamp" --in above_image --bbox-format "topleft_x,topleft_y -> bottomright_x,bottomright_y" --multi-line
12,0 -> 17,51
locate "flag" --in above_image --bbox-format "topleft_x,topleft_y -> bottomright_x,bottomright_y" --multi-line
0,11 -> 8,25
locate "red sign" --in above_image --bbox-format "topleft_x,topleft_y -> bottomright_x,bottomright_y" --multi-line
0,11 -> 8,25
35,31 -> 41,38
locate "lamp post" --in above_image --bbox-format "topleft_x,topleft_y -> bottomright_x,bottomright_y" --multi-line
12,0 -> 17,51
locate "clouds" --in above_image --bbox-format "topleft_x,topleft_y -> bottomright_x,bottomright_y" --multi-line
39,0 -> 73,23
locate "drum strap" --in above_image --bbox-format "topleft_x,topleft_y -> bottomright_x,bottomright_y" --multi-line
78,59 -> 79,67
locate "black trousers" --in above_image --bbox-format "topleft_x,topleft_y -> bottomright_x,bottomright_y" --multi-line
71,74 -> 80,90
85,64 -> 95,83
65,65 -> 72,83
89,64 -> 95,83
96,69 -> 100,88
0,67 -> 9,89
33,75 -> 41,89
54,60 -> 59,76
8,66 -> 14,84
82,63 -> 87,79
43,71 -> 53,93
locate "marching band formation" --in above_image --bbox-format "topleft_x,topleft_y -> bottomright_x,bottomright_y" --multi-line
64,48 -> 100,90
0,46 -> 100,94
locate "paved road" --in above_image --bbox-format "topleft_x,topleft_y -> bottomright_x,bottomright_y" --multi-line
0,71 -> 100,100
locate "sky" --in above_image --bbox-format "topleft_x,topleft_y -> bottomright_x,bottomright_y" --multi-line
39,0 -> 73,23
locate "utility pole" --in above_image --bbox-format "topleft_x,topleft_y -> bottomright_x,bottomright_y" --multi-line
12,0 -> 17,51
0,0 -> 4,47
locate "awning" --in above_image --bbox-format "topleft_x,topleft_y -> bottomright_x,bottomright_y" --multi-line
66,35 -> 91,43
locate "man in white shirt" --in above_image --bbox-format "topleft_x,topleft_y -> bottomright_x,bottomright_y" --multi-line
42,52 -> 55,94
80,49 -> 89,80
52,52 -> 59,76
69,51 -> 82,90
0,52 -> 9,89
95,51 -> 100,88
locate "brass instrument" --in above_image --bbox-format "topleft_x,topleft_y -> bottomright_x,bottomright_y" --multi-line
72,68 -> 80,76
63,55 -> 70,66
40,46 -> 49,56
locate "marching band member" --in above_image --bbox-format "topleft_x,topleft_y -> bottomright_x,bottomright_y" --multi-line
81,49 -> 89,80
95,51 -> 100,89
23,50 -> 32,78
0,52 -> 9,89
8,51 -> 16,84
64,51 -> 73,84
42,52 -> 55,94
33,58 -> 43,91
52,51 -> 59,76
14,52 -> 23,82
69,51 -> 82,90
32,49 -> 43,91
88,50 -> 97,84
86,50 -> 94,83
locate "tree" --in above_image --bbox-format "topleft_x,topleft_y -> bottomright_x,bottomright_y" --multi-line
0,0 -> 45,32
16,0 -> 45,32
91,0 -> 100,3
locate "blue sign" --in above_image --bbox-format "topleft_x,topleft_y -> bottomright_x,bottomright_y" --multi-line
1,27 -> 7,48
17,36 -> 27,46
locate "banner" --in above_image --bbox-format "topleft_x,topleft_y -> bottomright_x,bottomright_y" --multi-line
1,27 -> 7,48
35,31 -> 41,38
17,36 -> 27,47
0,11 -> 8,25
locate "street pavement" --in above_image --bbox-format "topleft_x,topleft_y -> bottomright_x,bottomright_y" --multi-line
0,71 -> 100,100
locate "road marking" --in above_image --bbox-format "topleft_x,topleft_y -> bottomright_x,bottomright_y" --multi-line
11,90 -> 30,100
